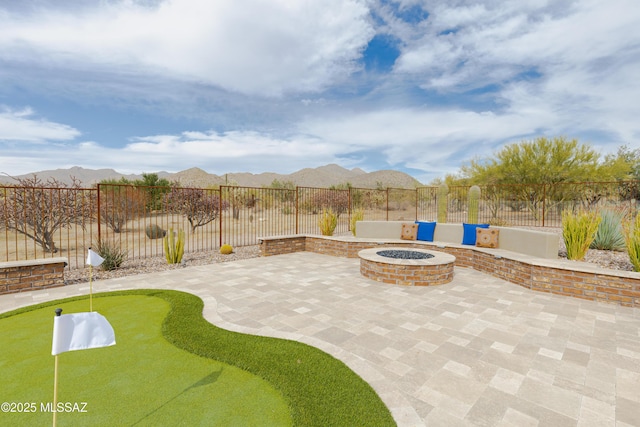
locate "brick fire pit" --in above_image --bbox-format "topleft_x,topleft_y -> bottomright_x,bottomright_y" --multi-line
358,247 -> 455,286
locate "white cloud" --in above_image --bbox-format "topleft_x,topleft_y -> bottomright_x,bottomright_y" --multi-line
0,0 -> 373,96
1,0 -> 638,183
300,107 -> 543,169
0,107 -> 81,142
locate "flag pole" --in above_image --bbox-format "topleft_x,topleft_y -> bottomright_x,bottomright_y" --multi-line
89,264 -> 93,312
86,247 -> 104,312
53,308 -> 62,427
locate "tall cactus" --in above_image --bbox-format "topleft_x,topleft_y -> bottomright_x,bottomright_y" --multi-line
164,228 -> 185,264
437,183 -> 449,223
467,185 -> 481,224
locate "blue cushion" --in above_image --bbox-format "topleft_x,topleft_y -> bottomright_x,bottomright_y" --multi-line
415,221 -> 436,241
462,223 -> 489,245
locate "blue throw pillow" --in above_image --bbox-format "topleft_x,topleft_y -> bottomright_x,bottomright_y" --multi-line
415,221 -> 436,242
462,223 -> 489,245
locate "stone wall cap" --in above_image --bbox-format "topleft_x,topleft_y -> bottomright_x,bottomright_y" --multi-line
0,257 -> 68,269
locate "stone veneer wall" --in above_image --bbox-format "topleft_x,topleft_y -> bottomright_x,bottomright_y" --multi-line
260,236 -> 640,307
0,258 -> 68,295
360,256 -> 455,286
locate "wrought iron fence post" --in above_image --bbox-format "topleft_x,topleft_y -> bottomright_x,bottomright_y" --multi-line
295,186 -> 299,234
542,183 -> 546,227
96,184 -> 102,242
219,186 -> 223,247
348,187 -> 352,232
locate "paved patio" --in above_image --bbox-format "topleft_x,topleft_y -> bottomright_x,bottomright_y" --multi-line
1,252 -> 639,426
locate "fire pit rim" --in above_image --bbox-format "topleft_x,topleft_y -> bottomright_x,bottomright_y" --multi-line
358,247 -> 455,266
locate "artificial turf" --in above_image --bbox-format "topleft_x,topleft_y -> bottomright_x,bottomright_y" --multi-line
0,289 -> 395,426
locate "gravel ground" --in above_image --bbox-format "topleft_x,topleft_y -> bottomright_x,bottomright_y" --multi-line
65,230 -> 635,285
533,227 -> 634,272
64,245 -> 262,285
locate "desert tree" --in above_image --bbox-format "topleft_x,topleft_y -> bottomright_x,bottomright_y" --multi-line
306,188 -> 350,217
224,186 -> 260,220
460,137 -> 610,220
0,175 -> 94,253
98,178 -> 145,233
163,187 -> 229,232
134,173 -> 172,211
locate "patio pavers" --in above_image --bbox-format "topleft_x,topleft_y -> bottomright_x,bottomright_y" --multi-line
1,252 -> 639,426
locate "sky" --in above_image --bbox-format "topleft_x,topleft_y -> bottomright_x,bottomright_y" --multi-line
1,0 -> 639,184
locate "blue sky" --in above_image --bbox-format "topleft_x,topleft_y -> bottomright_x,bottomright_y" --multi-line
1,0 -> 638,183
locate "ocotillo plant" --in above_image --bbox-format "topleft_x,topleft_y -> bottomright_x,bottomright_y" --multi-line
164,228 -> 185,264
437,183 -> 449,223
467,185 -> 481,224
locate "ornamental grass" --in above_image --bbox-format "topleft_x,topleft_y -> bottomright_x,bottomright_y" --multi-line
623,212 -> 640,272
562,209 -> 601,261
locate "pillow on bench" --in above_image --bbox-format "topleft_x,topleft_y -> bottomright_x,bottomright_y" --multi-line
415,221 -> 436,241
462,223 -> 489,245
401,223 -> 418,240
476,228 -> 499,248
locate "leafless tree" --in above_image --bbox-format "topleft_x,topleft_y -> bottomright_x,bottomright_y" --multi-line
98,183 -> 145,233
163,187 -> 229,232
0,176 -> 94,253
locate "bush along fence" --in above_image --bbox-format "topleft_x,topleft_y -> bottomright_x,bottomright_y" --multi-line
0,180 -> 638,269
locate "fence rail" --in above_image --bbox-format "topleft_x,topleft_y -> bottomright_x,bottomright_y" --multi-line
1,181 -> 638,269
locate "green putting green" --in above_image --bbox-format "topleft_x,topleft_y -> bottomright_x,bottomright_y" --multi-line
1,294 -> 291,426
0,290 -> 395,426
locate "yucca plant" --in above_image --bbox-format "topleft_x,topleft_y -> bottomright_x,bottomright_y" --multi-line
350,209 -> 364,236
164,228 -> 185,264
590,209 -> 626,251
318,208 -> 338,236
562,209 -> 601,260
623,212 -> 640,272
93,238 -> 127,271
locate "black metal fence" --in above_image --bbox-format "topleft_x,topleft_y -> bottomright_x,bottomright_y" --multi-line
1,181 -> 638,269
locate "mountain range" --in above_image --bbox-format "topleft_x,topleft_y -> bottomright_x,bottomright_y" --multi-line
0,164 -> 423,189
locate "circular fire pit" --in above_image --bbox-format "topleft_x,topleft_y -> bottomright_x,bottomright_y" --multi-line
359,247 -> 455,286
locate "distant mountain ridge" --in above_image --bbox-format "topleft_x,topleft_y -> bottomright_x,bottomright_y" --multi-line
0,164 -> 423,189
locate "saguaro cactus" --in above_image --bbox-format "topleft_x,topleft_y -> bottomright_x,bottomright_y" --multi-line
467,185 -> 481,224
437,183 -> 449,223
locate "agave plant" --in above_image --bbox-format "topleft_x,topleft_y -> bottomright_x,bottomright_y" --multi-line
590,209 -> 625,251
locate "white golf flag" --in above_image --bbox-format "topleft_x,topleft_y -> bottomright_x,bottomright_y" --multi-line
86,248 -> 105,267
52,312 -> 116,356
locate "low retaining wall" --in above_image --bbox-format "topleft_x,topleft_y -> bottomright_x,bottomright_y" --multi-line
259,235 -> 640,307
0,258 -> 68,295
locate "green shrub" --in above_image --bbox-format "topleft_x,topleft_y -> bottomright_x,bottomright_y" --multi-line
350,209 -> 364,236
93,238 -> 127,271
318,208 -> 338,236
623,213 -> 640,272
562,209 -> 601,260
220,244 -> 233,255
488,217 -> 510,226
164,228 -> 185,264
590,209 -> 625,251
